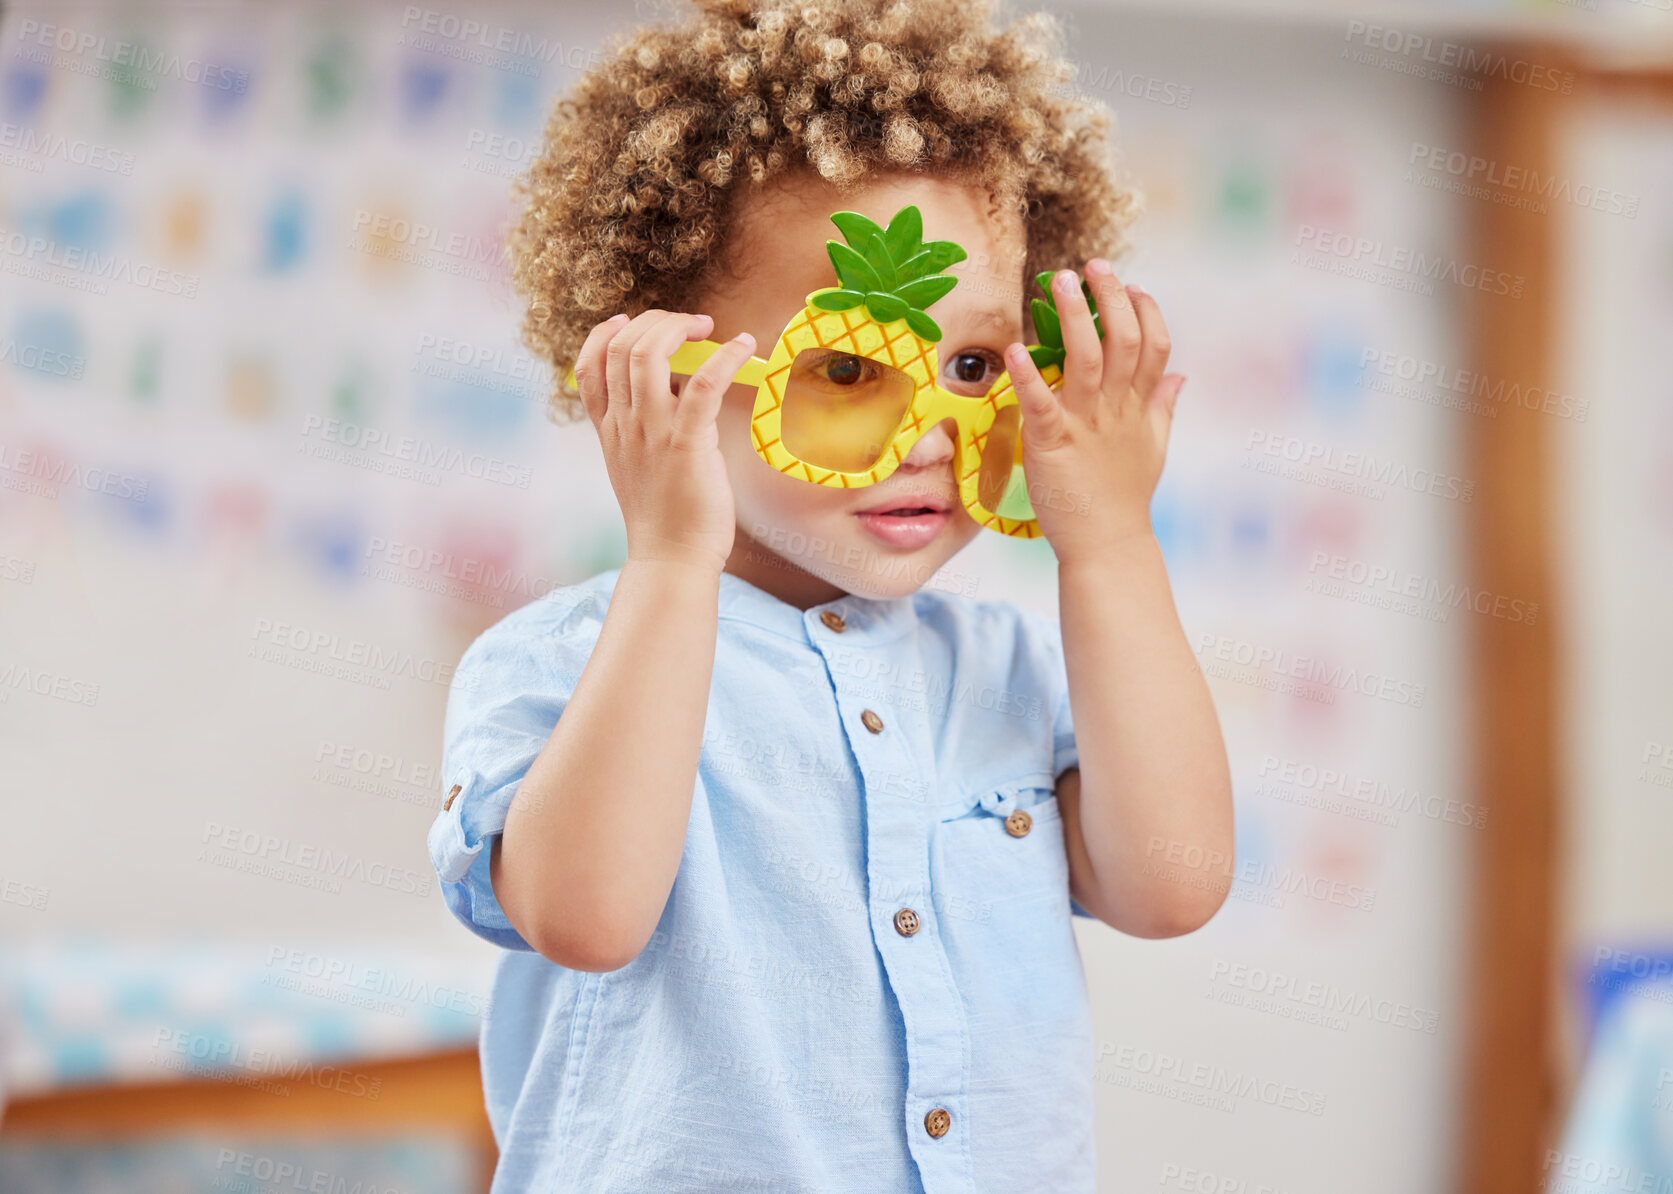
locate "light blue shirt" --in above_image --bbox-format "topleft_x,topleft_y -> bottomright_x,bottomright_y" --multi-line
428,566 -> 1097,1193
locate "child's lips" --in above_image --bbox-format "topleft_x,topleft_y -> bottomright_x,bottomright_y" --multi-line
855,507 -> 950,549
854,490 -> 954,516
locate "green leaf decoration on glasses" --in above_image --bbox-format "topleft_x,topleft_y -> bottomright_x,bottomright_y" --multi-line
810,204 -> 969,343
1026,269 -> 1104,371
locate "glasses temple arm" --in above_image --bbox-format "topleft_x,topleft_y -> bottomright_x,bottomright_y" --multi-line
563,340 -> 769,393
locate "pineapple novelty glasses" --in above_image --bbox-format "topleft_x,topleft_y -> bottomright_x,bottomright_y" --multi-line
565,203 -> 1105,539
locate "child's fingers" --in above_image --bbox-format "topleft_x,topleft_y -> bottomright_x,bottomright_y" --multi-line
573,314 -> 630,428
674,331 -> 757,442
1003,342 -> 1065,448
603,309 -> 677,411
1150,373 -> 1187,445
626,312 -> 715,432
1051,269 -> 1102,411
1085,263 -> 1142,402
1127,285 -> 1173,402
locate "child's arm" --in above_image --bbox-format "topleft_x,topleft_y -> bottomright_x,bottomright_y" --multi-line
1054,537 -> 1233,937
1005,263 -> 1234,939
491,309 -> 757,971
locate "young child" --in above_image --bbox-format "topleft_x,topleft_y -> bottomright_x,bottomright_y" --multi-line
427,1 -> 1233,1189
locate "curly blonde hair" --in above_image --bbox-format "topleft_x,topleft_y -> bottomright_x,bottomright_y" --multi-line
508,0 -> 1141,424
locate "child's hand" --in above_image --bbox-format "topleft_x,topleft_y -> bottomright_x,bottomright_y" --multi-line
1003,261 -> 1185,563
572,311 -> 756,575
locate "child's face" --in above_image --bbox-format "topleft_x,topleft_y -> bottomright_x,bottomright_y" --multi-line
692,170 -> 1027,608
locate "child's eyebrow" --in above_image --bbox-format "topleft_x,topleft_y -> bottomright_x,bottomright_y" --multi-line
959,308 -> 1023,340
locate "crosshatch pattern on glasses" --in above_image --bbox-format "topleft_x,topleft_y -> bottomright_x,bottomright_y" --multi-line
569,198 -> 1106,539
669,293 -> 1064,539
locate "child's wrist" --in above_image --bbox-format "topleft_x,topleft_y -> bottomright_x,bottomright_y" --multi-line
621,552 -> 728,584
1053,523 -> 1160,571
1044,499 -> 1154,554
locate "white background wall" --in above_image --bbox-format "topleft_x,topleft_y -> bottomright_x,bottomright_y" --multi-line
5,1 -> 1665,1190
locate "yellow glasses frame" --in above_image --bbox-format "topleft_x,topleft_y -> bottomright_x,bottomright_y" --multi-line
662,287 -> 1063,539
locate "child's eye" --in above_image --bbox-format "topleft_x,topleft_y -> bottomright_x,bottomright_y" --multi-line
943,349 -> 1004,392
808,350 -> 884,387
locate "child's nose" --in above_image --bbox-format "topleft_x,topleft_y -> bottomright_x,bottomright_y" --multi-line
897,417 -> 957,472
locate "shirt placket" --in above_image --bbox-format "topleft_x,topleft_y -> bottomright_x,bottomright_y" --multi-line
808,606 -> 974,1194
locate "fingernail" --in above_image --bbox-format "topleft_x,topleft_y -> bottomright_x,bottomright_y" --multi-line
1086,257 -> 1112,276
609,313 -> 628,323
1054,269 -> 1080,296
1006,343 -> 1028,366
1125,282 -> 1145,297
733,332 -> 755,349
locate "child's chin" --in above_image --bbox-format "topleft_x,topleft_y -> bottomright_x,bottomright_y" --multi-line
825,550 -> 950,602
837,575 -> 918,601
742,514 -> 966,601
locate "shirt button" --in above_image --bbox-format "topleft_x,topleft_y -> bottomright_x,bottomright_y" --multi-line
820,610 -> 847,633
861,709 -> 884,734
1005,808 -> 1032,837
893,908 -> 920,936
924,1107 -> 951,1138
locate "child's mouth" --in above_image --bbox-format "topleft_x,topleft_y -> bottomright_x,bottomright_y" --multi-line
854,499 -> 952,549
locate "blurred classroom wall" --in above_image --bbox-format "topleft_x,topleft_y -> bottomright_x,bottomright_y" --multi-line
0,1 -> 1669,1192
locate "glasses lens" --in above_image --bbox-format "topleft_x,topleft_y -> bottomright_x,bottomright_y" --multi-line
780,348 -> 916,473
976,404 -> 1035,521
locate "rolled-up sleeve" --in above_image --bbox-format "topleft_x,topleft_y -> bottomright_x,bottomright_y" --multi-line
428,596 -> 598,950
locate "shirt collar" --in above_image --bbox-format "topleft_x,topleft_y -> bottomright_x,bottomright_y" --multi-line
717,569 -> 918,646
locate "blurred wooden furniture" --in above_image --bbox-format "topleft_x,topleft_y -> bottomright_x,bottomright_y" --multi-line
1458,41 -> 1570,1194
1462,49 -> 1673,1194
0,1046 -> 497,1192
